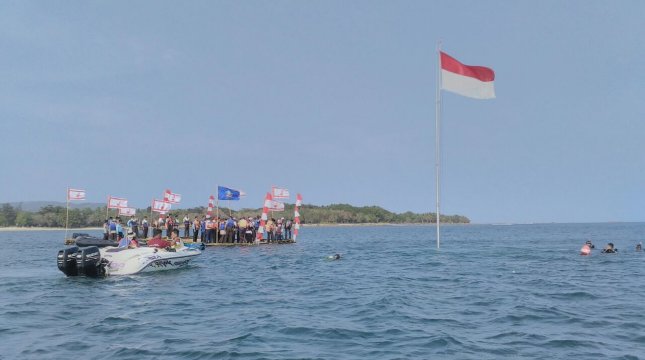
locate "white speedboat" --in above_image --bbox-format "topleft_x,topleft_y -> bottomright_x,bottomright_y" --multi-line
57,245 -> 201,277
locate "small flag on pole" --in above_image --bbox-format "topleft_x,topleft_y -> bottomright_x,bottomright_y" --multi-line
440,51 -> 495,100
164,189 -> 182,204
272,186 -> 290,199
267,200 -> 285,211
107,196 -> 128,209
68,188 -> 86,201
218,186 -> 241,200
151,199 -> 172,213
118,207 -> 136,216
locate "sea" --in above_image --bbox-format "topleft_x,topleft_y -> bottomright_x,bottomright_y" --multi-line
0,223 -> 644,360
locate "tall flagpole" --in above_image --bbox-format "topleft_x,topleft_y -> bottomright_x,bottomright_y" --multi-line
65,188 -> 70,242
435,41 -> 443,250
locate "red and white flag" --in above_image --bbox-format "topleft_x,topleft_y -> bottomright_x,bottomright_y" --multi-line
272,186 -> 290,199
67,188 -> 86,201
441,51 -> 495,100
118,207 -> 136,216
107,196 -> 128,209
164,189 -> 182,204
152,199 -> 172,213
268,200 -> 285,211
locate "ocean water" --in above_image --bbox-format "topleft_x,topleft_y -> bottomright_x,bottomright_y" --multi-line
0,223 -> 644,359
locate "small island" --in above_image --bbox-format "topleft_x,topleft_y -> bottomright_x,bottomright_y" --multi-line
0,202 -> 469,228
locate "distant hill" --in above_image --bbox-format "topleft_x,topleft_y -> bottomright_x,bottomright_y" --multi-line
6,201 -> 105,212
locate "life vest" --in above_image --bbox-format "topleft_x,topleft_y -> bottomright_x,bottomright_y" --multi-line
580,244 -> 591,256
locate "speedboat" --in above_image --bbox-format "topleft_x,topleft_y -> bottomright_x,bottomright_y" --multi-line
57,245 -> 201,277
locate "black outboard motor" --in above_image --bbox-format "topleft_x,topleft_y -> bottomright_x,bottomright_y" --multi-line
75,246 -> 106,277
57,247 -> 79,276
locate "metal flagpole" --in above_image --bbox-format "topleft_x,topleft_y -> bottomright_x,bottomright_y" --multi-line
65,188 -> 70,242
435,41 -> 443,250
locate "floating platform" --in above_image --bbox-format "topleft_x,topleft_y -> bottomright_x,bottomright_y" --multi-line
65,238 -> 296,246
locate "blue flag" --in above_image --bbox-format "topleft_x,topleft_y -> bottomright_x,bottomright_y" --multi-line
218,186 -> 240,200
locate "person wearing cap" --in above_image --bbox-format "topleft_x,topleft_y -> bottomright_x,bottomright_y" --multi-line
128,231 -> 139,248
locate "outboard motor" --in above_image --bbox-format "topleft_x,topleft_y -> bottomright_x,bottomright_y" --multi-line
75,246 -> 106,277
57,247 -> 79,276
72,233 -> 90,239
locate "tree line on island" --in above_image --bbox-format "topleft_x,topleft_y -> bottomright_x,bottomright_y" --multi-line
0,203 -> 469,228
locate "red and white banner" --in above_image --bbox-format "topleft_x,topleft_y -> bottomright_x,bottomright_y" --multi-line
267,200 -> 285,211
271,186 -> 290,199
257,192 -> 272,241
164,189 -> 182,204
293,193 -> 302,240
118,207 -> 136,216
67,188 -> 86,201
152,199 -> 172,213
107,196 -> 128,209
441,51 -> 495,100
207,195 -> 215,218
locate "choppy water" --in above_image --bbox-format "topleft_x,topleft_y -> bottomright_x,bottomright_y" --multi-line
1,223 -> 644,359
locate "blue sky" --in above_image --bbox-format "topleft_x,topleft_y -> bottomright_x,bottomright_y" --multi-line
1,1 -> 644,223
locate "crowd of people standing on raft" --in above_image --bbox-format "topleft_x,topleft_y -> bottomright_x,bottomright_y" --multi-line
580,240 -> 643,255
102,215 -> 295,244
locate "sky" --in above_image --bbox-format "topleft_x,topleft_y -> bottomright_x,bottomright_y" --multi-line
1,1 -> 645,224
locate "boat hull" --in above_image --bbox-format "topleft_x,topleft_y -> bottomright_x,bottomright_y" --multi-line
102,247 -> 201,276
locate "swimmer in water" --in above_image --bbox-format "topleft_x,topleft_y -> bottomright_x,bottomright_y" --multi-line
601,243 -> 618,253
585,240 -> 595,249
327,254 -> 341,260
636,242 -> 642,252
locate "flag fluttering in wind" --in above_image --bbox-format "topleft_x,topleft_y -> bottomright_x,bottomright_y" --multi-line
267,200 -> 285,211
271,186 -> 290,199
293,193 -> 302,241
218,186 -> 241,200
118,207 -> 136,216
67,188 -> 86,201
440,51 -> 495,100
151,199 -> 172,213
164,189 -> 182,204
107,196 -> 128,209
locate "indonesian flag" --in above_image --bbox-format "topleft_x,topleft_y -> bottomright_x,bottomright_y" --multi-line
440,51 -> 495,100
68,188 -> 86,201
164,189 -> 181,204
108,196 -> 128,209
272,186 -> 290,199
268,200 -> 285,211
295,193 -> 302,207
118,207 -> 136,216
152,199 -> 172,213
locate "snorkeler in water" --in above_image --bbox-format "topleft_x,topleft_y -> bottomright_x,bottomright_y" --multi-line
601,243 -> 618,253
326,254 -> 341,260
636,242 -> 642,252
